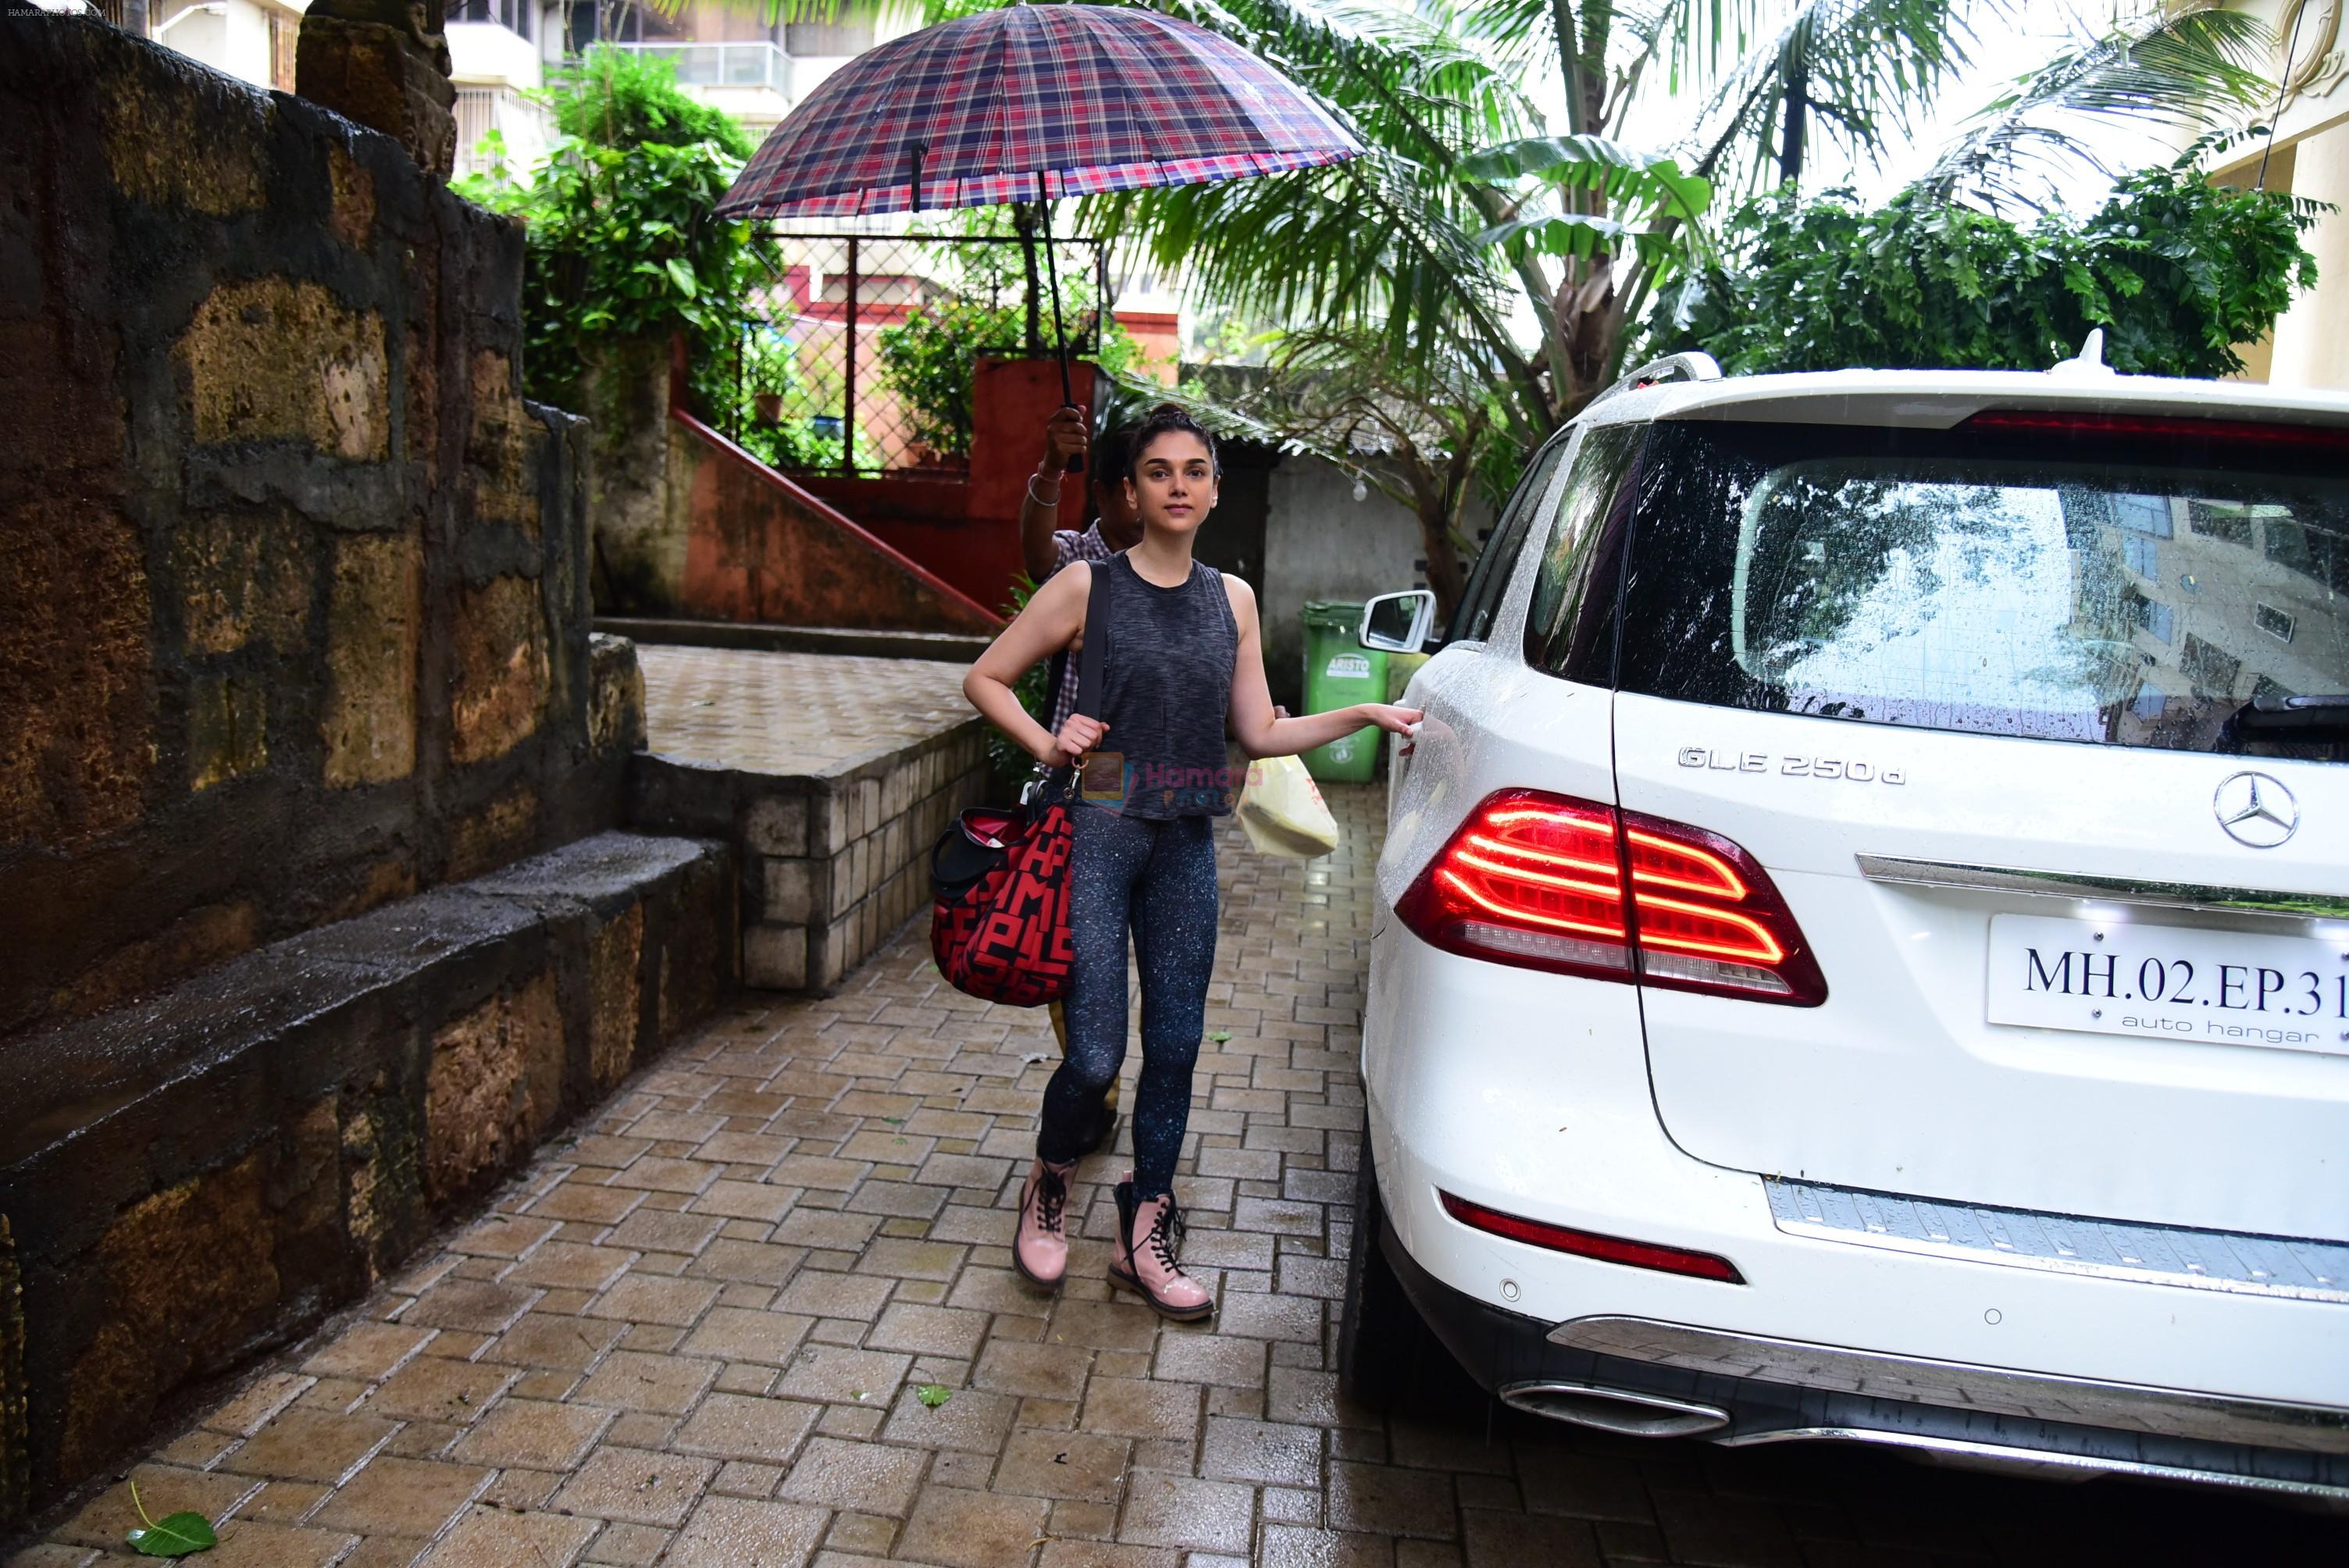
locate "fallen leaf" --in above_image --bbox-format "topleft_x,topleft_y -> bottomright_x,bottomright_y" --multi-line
126,1514 -> 216,1559
1207,1030 -> 1232,1043
916,1383 -> 953,1409
125,1483 -> 217,1559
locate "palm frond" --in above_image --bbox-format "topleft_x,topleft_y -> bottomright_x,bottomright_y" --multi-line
1080,145 -> 1518,369
1917,3 -> 2272,212
1453,0 -> 1773,95
1154,0 -> 1539,162
1669,0 -> 1998,193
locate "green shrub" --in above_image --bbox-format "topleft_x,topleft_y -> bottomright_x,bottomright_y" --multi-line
875,242 -> 1143,458
547,45 -> 754,161
453,48 -> 769,426
1658,150 -> 2324,379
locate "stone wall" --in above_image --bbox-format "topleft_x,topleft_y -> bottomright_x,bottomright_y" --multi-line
635,726 -> 989,994
0,20 -> 745,1527
0,831 -> 731,1519
0,22 -> 636,1041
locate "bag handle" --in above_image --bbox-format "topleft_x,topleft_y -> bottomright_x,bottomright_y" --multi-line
1073,556 -> 1110,722
1024,558 -> 1115,807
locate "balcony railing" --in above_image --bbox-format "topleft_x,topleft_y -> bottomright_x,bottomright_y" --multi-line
604,41 -> 789,91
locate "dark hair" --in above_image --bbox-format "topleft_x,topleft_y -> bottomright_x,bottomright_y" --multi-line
1089,427 -> 1132,488
1125,404 -> 1221,485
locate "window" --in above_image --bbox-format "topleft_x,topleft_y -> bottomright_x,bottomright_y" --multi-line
267,10 -> 295,89
561,0 -> 601,49
2265,515 -> 2349,594
1610,419 -> 2349,760
2188,500 -> 2255,547
454,0 -> 531,38
1525,422 -> 1645,682
1445,434 -> 1570,647
2126,586 -> 2173,644
2180,633 -> 2242,697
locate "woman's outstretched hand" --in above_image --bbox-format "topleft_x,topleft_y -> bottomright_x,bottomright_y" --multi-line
1046,715 -> 1109,767
1357,704 -> 1424,737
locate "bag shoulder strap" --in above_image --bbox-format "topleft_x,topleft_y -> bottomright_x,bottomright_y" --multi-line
1074,555 -> 1112,722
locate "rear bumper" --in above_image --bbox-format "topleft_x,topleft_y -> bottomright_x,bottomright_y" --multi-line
1362,921 -> 2349,1503
1379,1215 -> 2349,1503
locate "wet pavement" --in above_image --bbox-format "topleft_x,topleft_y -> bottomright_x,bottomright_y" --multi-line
16,786 -> 2341,1566
637,647 -> 975,775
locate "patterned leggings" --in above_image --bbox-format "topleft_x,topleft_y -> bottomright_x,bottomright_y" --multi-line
1036,805 -> 1219,1199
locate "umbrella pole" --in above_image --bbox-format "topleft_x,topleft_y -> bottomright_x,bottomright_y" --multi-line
1035,169 -> 1082,475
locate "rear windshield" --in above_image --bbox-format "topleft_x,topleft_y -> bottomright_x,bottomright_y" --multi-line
1614,418 -> 2349,761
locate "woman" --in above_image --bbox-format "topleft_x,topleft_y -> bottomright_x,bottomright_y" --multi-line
962,405 -> 1422,1319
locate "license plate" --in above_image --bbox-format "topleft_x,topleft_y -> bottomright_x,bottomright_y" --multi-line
1987,912 -> 2349,1058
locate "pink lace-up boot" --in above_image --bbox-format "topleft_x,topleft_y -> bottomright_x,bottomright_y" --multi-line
1109,1179 -> 1214,1321
1014,1157 -> 1077,1288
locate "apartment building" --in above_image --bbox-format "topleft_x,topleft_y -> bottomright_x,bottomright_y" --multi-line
141,0 -> 301,92
134,0 -> 915,177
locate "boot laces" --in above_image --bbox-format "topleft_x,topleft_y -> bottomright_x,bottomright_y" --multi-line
1032,1165 -> 1068,1235
1142,1197 -> 1186,1274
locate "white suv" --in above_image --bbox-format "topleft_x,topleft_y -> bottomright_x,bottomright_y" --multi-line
1339,351 -> 2349,1503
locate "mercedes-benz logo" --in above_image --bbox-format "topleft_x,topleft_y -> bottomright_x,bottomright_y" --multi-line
2213,771 -> 2298,849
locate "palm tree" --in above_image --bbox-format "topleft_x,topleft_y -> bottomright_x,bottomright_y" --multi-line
1093,0 -> 2005,432
1014,0 -> 2267,616
1025,0 -> 2008,610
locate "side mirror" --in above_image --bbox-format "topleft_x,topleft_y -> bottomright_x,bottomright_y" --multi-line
1360,589 -> 1435,654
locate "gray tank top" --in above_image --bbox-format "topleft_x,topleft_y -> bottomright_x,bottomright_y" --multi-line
1091,553 -> 1240,818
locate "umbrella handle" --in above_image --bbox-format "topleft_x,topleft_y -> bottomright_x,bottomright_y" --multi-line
1036,169 -> 1082,476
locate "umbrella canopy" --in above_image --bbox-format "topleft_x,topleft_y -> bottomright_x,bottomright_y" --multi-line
715,5 -> 1360,219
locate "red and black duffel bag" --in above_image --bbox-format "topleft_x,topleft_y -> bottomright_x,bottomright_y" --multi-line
928,562 -> 1110,1006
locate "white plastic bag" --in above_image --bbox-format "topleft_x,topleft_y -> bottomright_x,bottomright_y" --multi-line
1238,754 -> 1342,859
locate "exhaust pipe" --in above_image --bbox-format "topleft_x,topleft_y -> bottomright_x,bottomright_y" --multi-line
1498,1380 -> 1729,1438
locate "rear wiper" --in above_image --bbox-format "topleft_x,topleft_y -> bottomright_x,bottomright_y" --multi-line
2231,693 -> 2349,738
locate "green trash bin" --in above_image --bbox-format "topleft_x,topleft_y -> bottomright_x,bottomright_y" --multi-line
1299,600 -> 1388,783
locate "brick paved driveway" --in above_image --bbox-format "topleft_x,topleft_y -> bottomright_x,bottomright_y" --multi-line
21,789 -> 2339,1567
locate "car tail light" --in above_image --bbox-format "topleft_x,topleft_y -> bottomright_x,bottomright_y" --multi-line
1392,789 -> 1827,1005
1962,409 -> 2349,453
1440,1192 -> 1745,1284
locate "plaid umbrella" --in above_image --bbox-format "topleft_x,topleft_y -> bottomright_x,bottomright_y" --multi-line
715,5 -> 1361,220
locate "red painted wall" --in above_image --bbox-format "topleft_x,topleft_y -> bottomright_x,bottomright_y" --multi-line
666,352 -> 1100,627
672,412 -> 1003,635
790,357 -> 1100,615
1115,309 -> 1182,385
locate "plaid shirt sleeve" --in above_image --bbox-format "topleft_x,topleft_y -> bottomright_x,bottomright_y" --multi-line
1045,526 -> 1114,738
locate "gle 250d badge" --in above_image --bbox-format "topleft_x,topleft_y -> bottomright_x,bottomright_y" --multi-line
1679,747 -> 1907,785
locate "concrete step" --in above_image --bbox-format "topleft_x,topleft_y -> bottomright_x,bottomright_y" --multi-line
0,831 -> 732,1505
631,646 -> 993,996
597,615 -> 993,663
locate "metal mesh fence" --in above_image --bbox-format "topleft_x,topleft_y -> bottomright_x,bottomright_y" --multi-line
716,231 -> 1110,476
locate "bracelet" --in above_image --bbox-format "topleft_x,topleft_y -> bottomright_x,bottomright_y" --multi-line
1025,473 -> 1064,509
